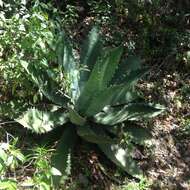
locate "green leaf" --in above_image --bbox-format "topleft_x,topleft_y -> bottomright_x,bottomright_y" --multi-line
77,125 -> 114,144
10,149 -> 25,163
0,100 -> 28,119
86,84 -> 139,116
0,157 -> 6,170
123,125 -> 151,145
111,56 -> 142,84
126,103 -> 165,121
94,103 -> 165,125
0,179 -> 17,190
57,33 -> 80,101
38,182 -> 51,190
68,107 -> 86,126
124,68 -> 149,87
51,126 -> 77,186
98,143 -> 142,178
76,47 -> 123,114
103,122 -> 151,145
20,61 -> 68,107
125,56 -> 142,72
16,108 -> 68,134
79,27 -> 102,89
98,47 -> 123,89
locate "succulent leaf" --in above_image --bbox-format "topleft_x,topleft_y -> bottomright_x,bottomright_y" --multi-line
68,107 -> 86,126
94,103 -> 165,125
51,126 -> 77,186
98,47 -> 123,89
99,143 -> 142,178
16,108 -> 68,134
123,125 -> 151,145
57,33 -> 80,101
10,28 -> 166,181
112,55 -> 142,84
86,84 -> 139,116
79,27 -> 102,90
124,68 -> 149,87
77,125 -> 114,144
76,47 -> 123,114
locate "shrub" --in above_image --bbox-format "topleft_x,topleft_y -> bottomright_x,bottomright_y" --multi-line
2,28 -> 165,187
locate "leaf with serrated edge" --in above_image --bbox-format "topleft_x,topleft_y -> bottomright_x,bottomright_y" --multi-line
123,125 -> 151,145
68,107 -> 86,126
99,143 -> 142,178
76,47 -> 123,114
77,125 -> 114,144
16,108 -> 68,134
79,27 -> 102,90
51,126 -> 77,186
112,56 -> 142,84
94,103 -> 165,125
86,84 -> 139,116
57,33 -> 80,101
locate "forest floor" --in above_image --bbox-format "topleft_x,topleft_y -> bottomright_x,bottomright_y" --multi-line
139,64 -> 190,190
0,11 -> 190,190
1,58 -> 189,190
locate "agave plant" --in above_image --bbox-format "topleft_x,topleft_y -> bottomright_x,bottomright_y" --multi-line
8,28 -> 164,186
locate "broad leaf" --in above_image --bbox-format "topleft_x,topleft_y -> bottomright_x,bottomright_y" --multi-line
57,33 -> 80,101
20,61 -> 68,107
79,27 -> 102,90
98,47 -> 123,89
124,68 -> 149,87
86,84 -> 139,116
77,125 -> 114,144
112,56 -> 142,84
98,143 -> 142,178
125,56 -> 142,72
123,125 -> 151,145
104,124 -> 151,145
126,103 -> 165,121
68,107 -> 86,126
16,108 -> 68,134
94,103 -> 165,125
76,47 -> 123,114
51,126 -> 77,186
